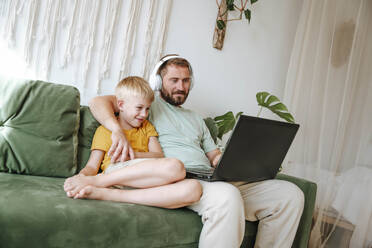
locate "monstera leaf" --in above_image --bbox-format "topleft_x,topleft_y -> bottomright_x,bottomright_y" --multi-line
214,111 -> 243,140
204,111 -> 242,144
256,92 -> 295,123
204,117 -> 219,144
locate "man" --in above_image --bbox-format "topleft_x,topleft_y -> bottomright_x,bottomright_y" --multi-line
89,55 -> 304,248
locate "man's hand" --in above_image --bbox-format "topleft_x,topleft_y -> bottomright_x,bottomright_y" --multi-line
211,153 -> 222,168
89,95 -> 133,162
108,130 -> 134,162
206,148 -> 222,168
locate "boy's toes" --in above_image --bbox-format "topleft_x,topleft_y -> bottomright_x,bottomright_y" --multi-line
74,186 -> 93,199
74,190 -> 84,199
64,182 -> 75,192
70,188 -> 80,198
66,191 -> 74,198
64,182 -> 71,191
66,186 -> 81,198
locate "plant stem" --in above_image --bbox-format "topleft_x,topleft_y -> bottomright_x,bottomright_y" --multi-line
216,0 -> 221,8
257,106 -> 263,117
226,17 -> 243,21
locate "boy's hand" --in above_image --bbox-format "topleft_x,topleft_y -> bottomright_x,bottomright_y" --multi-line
108,130 -> 134,162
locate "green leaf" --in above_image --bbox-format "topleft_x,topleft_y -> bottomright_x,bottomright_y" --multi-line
226,0 -> 235,10
235,111 -> 243,120
214,111 -> 237,140
251,0 -> 258,4
204,117 -> 218,144
256,92 -> 295,123
256,91 -> 269,105
206,111 -> 244,142
275,112 -> 295,123
244,9 -> 251,22
217,20 -> 226,30
270,103 -> 288,112
266,95 -> 280,105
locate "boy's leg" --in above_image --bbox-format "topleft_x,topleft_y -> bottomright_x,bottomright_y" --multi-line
187,180 -> 245,248
74,179 -> 202,209
65,158 -> 185,196
237,179 -> 304,248
104,158 -> 186,187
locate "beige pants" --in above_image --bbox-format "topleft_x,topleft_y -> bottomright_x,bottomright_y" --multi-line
187,179 -> 304,248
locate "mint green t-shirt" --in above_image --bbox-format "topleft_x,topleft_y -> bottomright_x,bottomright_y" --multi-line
149,94 -> 217,171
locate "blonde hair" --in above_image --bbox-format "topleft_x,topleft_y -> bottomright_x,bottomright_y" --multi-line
115,76 -> 154,102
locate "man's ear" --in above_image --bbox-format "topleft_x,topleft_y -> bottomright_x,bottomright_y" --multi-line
117,99 -> 124,111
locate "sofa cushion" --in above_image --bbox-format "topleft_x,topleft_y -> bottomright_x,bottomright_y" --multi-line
0,172 -> 203,248
0,77 -> 80,177
77,106 -> 100,172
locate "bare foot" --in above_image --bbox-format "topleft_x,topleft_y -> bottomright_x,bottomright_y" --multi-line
64,175 -> 96,197
74,185 -> 104,200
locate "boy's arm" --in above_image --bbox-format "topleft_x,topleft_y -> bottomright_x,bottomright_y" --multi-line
79,150 -> 105,176
89,95 -> 134,162
134,136 -> 164,158
206,149 -> 222,168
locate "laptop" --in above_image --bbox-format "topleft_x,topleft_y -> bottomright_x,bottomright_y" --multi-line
186,115 -> 299,182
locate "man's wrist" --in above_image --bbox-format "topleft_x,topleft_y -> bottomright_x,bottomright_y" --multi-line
111,123 -> 123,133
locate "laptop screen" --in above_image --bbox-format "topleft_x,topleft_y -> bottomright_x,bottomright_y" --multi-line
216,115 -> 299,182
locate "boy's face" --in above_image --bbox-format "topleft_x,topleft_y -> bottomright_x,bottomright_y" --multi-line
118,95 -> 152,128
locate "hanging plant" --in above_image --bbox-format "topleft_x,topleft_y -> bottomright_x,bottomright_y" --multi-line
213,0 -> 259,50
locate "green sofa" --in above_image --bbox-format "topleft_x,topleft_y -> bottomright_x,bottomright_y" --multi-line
0,77 -> 317,248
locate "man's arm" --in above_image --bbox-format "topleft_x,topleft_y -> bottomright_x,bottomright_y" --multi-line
206,148 -> 222,168
89,95 -> 134,162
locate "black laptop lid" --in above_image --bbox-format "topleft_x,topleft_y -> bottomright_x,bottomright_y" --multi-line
216,115 -> 299,182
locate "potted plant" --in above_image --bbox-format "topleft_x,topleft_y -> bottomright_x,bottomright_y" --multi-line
204,91 -> 295,145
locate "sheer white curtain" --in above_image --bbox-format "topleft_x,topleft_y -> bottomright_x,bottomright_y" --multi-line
283,0 -> 372,247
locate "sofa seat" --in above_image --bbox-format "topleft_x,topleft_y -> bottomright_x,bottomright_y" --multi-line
0,172 -> 316,248
0,173 -> 203,248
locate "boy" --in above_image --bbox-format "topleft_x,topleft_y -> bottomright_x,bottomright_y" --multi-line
64,76 -> 202,209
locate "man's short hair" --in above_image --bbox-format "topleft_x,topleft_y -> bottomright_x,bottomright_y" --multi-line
115,76 -> 154,102
158,57 -> 192,78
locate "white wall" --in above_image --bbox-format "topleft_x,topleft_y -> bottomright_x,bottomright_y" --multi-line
165,0 -> 303,118
0,0 -> 303,119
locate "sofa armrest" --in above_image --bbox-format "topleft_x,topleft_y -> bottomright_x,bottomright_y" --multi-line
275,173 -> 317,248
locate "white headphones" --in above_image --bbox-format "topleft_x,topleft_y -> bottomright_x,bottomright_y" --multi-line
148,54 -> 194,91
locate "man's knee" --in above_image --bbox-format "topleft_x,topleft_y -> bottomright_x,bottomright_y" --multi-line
278,180 -> 305,212
210,182 -> 245,212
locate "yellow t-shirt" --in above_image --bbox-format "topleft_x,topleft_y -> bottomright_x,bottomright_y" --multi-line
91,120 -> 158,172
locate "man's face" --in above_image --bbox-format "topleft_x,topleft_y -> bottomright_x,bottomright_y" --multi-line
160,65 -> 191,106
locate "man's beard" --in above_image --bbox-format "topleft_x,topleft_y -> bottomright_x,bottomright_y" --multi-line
160,88 -> 189,106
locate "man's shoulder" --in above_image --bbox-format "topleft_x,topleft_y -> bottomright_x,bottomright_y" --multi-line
183,107 -> 204,121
